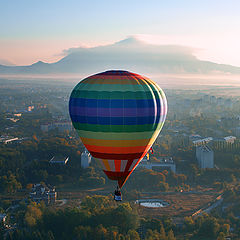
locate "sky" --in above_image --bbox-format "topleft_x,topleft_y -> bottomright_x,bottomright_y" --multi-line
0,0 -> 240,66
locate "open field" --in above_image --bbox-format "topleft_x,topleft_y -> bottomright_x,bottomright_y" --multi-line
56,188 -> 219,219
136,192 -> 218,218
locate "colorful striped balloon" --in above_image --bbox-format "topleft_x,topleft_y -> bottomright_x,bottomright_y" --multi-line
69,70 -> 167,188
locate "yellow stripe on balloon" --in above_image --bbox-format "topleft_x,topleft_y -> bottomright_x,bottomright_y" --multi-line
102,159 -> 111,171
81,137 -> 155,147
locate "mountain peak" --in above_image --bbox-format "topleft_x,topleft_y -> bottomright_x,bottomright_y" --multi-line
114,36 -> 145,46
32,61 -> 47,66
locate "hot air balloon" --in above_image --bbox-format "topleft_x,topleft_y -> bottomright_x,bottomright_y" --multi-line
69,70 -> 167,195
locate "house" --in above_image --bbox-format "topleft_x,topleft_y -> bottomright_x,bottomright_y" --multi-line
30,184 -> 57,205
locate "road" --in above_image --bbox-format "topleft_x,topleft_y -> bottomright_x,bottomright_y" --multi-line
192,194 -> 223,217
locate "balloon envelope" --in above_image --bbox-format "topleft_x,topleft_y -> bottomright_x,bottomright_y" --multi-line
69,70 -> 167,188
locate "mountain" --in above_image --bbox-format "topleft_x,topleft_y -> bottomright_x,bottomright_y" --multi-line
1,37 -> 240,75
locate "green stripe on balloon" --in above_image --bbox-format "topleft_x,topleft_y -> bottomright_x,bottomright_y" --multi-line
76,130 -> 159,140
72,122 -> 164,132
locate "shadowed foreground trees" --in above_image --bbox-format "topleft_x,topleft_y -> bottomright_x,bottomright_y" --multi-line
6,195 -> 140,240
3,188 -> 238,239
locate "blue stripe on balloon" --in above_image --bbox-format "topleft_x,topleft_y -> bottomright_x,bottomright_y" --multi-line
69,97 -> 157,108
69,106 -> 161,117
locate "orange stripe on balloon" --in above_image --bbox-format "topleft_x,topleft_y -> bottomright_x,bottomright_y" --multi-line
84,144 -> 151,154
81,137 -> 152,147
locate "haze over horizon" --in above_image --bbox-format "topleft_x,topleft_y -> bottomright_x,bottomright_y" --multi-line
1,0 -> 240,67
1,36 -> 240,79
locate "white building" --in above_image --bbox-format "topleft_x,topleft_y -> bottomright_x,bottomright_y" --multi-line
0,136 -> 19,144
49,156 -> 69,165
81,149 -> 91,168
224,136 -> 236,144
0,214 -> 6,223
193,137 -> 213,146
196,145 -> 214,169
214,136 -> 237,144
138,155 -> 176,173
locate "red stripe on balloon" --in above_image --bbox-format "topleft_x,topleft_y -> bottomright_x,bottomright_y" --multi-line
85,144 -> 150,154
90,152 -> 143,160
103,170 -> 130,180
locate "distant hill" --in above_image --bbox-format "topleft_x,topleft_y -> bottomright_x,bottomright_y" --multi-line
1,37 -> 240,75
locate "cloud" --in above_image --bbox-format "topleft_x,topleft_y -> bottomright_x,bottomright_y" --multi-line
55,43 -> 91,57
60,36 -> 198,60
0,59 -> 15,66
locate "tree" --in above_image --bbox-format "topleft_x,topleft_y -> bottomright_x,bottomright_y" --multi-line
95,224 -> 107,240
222,223 -> 230,234
145,229 -> 161,240
184,216 -> 195,232
24,202 -> 43,227
159,224 -> 167,239
117,233 -> 125,240
126,230 -> 140,240
217,232 -> 225,240
167,230 -> 176,240
197,215 -> 220,238
107,227 -> 118,240
112,203 -> 139,233
81,195 -> 111,214
25,215 -> 36,227
46,231 -> 55,240
0,173 -> 22,193
74,226 -> 92,240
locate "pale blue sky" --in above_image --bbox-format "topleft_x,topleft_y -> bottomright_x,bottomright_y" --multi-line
1,0 -> 239,65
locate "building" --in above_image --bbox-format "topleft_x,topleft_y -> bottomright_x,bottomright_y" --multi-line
214,136 -> 236,144
235,127 -> 240,137
13,113 -> 22,117
40,124 -> 50,132
55,122 -> 72,132
27,106 -> 34,112
0,136 -> 19,144
0,214 -> 6,223
49,156 -> 69,165
223,136 -> 236,144
41,121 -> 72,132
30,184 -> 57,205
189,134 -> 202,142
196,145 -> 214,169
138,155 -> 176,173
192,137 -> 213,146
81,149 -> 91,168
